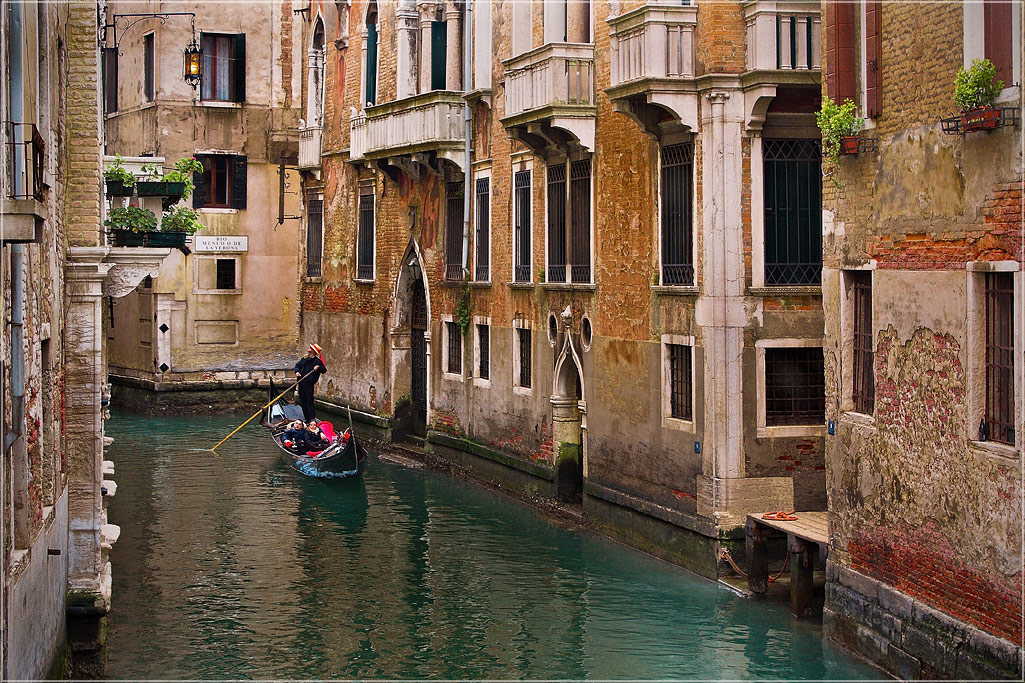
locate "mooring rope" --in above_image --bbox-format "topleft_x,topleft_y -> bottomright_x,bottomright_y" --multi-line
718,548 -> 790,583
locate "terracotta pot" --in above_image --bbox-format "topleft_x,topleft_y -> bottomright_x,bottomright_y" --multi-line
961,106 -> 999,131
839,136 -> 861,155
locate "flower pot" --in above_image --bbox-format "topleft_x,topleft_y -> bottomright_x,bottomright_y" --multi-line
839,136 -> 861,155
961,106 -> 1000,131
105,180 -> 134,197
136,181 -> 172,196
110,229 -> 147,247
146,231 -> 188,248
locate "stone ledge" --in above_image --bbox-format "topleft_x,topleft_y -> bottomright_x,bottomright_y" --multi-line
584,479 -> 720,538
427,430 -> 555,481
314,399 -> 391,430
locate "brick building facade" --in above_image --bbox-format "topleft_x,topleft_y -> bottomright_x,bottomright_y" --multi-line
292,0 -> 831,578
818,0 -> 1022,678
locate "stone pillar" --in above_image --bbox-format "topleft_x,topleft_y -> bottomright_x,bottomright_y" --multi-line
306,48 -> 324,125
396,0 -> 419,98
552,396 -> 582,502
566,0 -> 589,43
359,26 -> 369,107
445,1 -> 462,90
418,2 -> 436,92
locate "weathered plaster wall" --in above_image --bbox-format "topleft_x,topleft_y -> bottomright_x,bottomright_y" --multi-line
821,0 -> 1023,675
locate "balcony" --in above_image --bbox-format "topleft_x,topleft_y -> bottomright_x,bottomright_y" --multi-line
500,43 -> 596,154
606,4 -> 699,135
298,125 -> 323,170
349,91 -> 465,175
742,1 -> 821,76
1,122 -> 46,244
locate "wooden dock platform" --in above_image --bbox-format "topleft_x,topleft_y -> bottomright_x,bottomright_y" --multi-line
746,511 -> 830,618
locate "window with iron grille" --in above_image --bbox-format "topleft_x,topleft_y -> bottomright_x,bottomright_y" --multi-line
445,183 -> 464,280
668,344 -> 692,420
446,321 -> 462,374
547,164 -> 567,282
764,347 -> 825,425
475,177 -> 490,281
514,170 -> 531,282
477,324 -> 490,379
661,143 -> 694,286
763,139 -> 822,286
306,198 -> 324,278
517,328 -> 532,388
985,272 -> 1014,445
850,271 -> 874,415
356,187 -> 375,280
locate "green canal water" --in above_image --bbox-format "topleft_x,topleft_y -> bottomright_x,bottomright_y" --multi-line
105,412 -> 883,680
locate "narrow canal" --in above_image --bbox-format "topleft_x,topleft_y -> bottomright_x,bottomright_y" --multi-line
105,412 -> 882,679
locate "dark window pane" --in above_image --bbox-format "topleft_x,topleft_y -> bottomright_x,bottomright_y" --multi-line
197,155 -> 233,208
547,164 -> 567,282
306,198 -> 323,278
765,347 -> 825,425
763,139 -> 822,285
986,272 -> 1015,445
357,189 -> 375,280
518,328 -> 532,388
475,178 -> 490,281
201,34 -> 234,101
447,321 -> 462,374
514,171 -> 531,282
144,34 -> 154,101
215,259 -> 236,290
478,324 -> 490,379
661,143 -> 694,286
668,344 -> 692,420
569,158 -> 591,283
851,271 -> 874,415
445,183 -> 463,280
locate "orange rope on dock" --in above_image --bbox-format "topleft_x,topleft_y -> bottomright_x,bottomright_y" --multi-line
761,510 -> 799,521
718,548 -> 790,583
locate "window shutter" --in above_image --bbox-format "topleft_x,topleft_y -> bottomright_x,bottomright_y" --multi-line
865,0 -> 881,118
192,155 -> 210,209
233,34 -> 246,102
825,0 -> 856,104
103,47 -> 118,113
984,0 -> 1013,87
231,155 -> 248,209
365,24 -> 378,105
825,1 -> 837,101
431,21 -> 447,90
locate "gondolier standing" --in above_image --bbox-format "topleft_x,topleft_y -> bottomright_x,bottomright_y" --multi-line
295,343 -> 327,421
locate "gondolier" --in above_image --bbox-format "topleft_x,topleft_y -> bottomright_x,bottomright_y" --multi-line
295,343 -> 327,420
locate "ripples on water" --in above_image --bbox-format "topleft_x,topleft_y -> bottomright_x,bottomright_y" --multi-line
105,413 -> 882,680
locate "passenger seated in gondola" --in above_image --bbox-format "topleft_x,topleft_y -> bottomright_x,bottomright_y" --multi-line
304,420 -> 330,452
282,420 -> 308,453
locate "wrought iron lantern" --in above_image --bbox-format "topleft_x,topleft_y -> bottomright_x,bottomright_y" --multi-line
183,36 -> 202,87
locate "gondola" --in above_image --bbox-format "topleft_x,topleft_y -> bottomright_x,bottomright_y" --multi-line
260,381 -> 368,478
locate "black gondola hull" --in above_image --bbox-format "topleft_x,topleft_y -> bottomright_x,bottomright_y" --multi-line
262,397 -> 367,478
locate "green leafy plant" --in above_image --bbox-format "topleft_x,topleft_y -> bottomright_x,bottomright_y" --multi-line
104,205 -> 158,233
954,58 -> 1004,111
161,205 -> 204,234
816,96 -> 864,168
103,155 -> 135,186
139,162 -> 163,181
455,281 -> 472,334
162,157 -> 204,200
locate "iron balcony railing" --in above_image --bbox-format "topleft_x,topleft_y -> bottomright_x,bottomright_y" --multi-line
5,122 -> 44,201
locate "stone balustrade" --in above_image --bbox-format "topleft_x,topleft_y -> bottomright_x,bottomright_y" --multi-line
743,0 -> 821,72
503,43 -> 595,117
608,4 -> 698,87
298,125 -> 322,169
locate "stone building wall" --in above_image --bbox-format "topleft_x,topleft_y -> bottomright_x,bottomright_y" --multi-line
820,0 -> 1023,677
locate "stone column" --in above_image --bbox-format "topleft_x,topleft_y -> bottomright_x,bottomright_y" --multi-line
418,2 -> 436,92
306,48 -> 324,125
566,0 -> 589,43
445,1 -> 462,90
396,0 -> 419,98
359,26 -> 369,107
552,396 -> 582,502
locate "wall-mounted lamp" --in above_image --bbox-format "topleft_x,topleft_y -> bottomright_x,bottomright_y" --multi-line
183,36 -> 202,86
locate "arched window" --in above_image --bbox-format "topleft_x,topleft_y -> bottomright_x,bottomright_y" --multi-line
307,17 -> 326,126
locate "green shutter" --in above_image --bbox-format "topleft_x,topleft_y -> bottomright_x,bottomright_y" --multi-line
365,24 -> 378,105
431,21 -> 447,90
231,155 -> 248,210
232,34 -> 246,102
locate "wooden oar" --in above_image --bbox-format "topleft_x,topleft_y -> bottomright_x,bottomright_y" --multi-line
210,369 -> 317,452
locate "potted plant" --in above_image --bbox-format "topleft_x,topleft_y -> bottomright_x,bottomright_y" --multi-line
955,58 -> 1004,131
105,205 -> 158,246
160,157 -> 204,209
136,162 -> 172,197
154,205 -> 203,244
103,155 -> 135,197
817,97 -> 864,167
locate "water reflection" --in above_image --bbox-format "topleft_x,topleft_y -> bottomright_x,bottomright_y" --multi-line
105,412 -> 881,680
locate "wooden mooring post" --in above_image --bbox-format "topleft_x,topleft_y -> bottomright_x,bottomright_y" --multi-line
745,517 -> 769,594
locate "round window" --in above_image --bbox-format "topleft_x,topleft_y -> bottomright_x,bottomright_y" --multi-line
547,312 -> 559,346
581,316 -> 593,350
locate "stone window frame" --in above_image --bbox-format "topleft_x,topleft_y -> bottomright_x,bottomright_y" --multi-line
661,334 -> 697,433
966,261 -> 1021,459
440,314 -> 464,382
193,254 -> 242,295
838,264 -> 877,427
963,1 -> 1022,105
755,338 -> 827,438
512,318 -> 533,396
472,315 -> 491,388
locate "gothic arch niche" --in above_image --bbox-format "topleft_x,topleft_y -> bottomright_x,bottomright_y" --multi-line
391,239 -> 431,438
307,16 -> 326,128
551,311 -> 586,503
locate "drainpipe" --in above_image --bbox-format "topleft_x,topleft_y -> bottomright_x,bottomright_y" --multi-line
5,244 -> 25,451
460,0 -> 473,277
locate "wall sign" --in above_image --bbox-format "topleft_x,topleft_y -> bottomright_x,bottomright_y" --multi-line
194,236 -> 249,252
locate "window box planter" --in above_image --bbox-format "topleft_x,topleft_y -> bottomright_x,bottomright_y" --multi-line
838,136 -> 878,155
105,180 -> 134,197
109,230 -> 188,249
136,181 -> 187,197
940,106 -> 1021,135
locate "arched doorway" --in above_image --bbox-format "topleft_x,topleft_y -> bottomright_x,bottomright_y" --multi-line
552,313 -> 585,504
409,275 -> 427,435
391,241 -> 430,442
